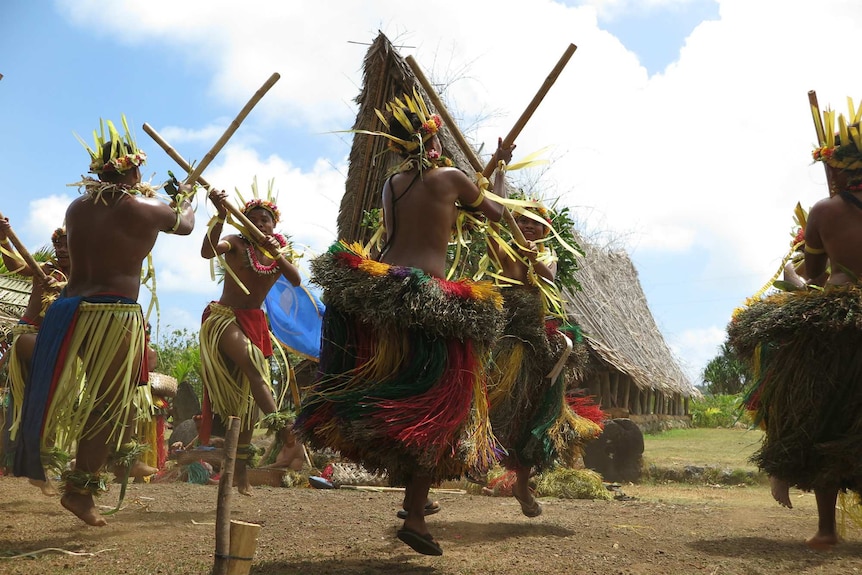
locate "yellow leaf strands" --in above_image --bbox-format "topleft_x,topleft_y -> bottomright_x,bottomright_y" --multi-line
811,96 -> 862,169
41,304 -> 145,459
74,115 -> 146,175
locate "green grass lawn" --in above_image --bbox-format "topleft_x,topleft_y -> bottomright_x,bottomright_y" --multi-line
643,427 -> 764,471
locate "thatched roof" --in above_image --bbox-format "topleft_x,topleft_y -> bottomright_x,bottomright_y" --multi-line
338,32 -> 487,243
339,32 -> 696,398
562,242 -> 695,396
0,274 -> 30,343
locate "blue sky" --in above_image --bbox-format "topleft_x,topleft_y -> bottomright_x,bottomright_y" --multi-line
1,0 -> 858,385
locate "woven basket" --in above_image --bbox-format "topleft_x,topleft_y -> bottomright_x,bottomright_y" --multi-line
149,372 -> 178,398
329,462 -> 388,487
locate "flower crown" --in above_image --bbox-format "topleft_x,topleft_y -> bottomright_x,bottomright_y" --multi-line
51,227 -> 66,244
236,177 -> 280,223
810,95 -> 862,170
75,115 -> 147,175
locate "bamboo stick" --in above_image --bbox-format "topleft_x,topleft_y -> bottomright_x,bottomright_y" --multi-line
404,57 -> 528,246
142,123 -> 267,244
809,90 -> 834,193
226,520 -> 261,575
405,56 -> 483,174
212,415 -> 241,575
481,44 -> 577,179
0,211 -> 47,282
187,72 -> 281,186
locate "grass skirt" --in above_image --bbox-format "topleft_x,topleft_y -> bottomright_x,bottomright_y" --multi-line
15,296 -> 145,481
296,242 -> 504,485
728,286 -> 862,492
199,303 -> 273,431
488,286 -> 601,471
7,323 -> 38,441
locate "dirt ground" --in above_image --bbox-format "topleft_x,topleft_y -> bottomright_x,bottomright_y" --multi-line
3,476 -> 862,574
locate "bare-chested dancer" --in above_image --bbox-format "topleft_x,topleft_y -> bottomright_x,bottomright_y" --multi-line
297,93 -> 513,556
14,119 -> 194,526
199,187 -> 303,495
729,102 -> 862,551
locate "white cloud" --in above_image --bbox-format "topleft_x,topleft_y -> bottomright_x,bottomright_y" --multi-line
669,325 -> 726,385
27,195 -> 74,242
47,0 -> 862,379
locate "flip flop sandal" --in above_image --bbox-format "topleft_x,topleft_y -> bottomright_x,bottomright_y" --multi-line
396,500 -> 441,519
397,527 -> 443,556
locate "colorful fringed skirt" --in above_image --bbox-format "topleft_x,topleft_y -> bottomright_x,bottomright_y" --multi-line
199,302 -> 275,431
488,285 -> 601,471
14,295 -> 146,481
295,242 -> 504,485
728,286 -> 862,492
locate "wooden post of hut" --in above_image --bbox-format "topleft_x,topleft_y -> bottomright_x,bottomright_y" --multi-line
621,378 -> 631,414
600,372 -> 611,410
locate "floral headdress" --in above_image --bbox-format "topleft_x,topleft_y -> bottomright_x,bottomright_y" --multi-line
75,115 -> 147,175
51,227 -> 66,244
236,177 -> 280,223
810,96 -> 862,170
350,88 -> 449,173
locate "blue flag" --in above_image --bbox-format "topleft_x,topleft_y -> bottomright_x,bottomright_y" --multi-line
265,276 -> 325,360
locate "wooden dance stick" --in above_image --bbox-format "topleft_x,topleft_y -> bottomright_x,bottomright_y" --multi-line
142,123 -> 267,245
481,43 -> 576,180
187,72 -> 281,186
406,55 -> 484,174
0,211 -> 48,282
808,90 -> 834,193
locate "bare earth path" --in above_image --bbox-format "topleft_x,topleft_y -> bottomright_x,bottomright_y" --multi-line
2,476 -> 862,574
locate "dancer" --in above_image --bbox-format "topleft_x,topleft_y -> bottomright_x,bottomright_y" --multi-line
297,91 -> 514,556
486,199 -> 601,517
14,117 -> 194,525
199,181 -> 303,495
0,223 -> 69,494
729,96 -> 862,550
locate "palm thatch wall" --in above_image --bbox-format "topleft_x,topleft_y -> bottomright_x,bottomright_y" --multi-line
338,32 -> 697,419
0,274 -> 30,348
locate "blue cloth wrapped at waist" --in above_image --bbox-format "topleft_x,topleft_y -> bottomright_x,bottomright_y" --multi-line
14,294 -> 138,480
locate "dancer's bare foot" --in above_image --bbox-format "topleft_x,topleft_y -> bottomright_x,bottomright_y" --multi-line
61,492 -> 107,527
770,476 -> 793,508
29,478 -> 59,497
233,462 -> 252,496
805,531 -> 838,551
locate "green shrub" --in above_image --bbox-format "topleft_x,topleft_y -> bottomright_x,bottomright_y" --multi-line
690,394 -> 752,428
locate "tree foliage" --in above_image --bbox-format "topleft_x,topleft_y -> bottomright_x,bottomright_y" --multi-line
701,342 -> 751,395
152,328 -> 203,397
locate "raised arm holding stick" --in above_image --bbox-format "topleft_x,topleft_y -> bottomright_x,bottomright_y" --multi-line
406,43 -> 576,248
0,211 -> 49,283
143,123 -> 268,246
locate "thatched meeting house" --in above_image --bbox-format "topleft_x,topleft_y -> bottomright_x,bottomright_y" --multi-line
336,32 -> 698,430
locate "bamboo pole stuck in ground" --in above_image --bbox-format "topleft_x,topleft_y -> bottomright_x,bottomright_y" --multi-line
142,123 -> 267,245
186,72 -> 281,186
226,520 -> 261,575
0,211 -> 48,282
212,415 -> 241,575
